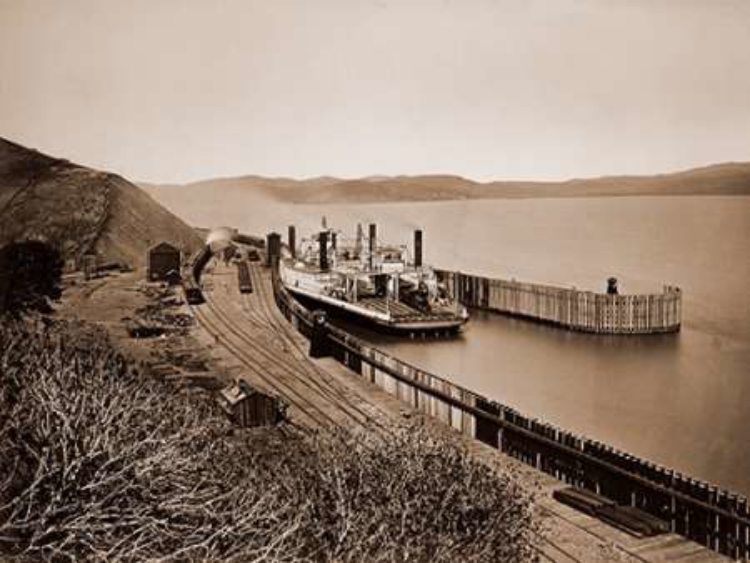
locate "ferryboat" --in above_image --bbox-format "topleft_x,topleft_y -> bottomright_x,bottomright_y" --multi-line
279,222 -> 469,335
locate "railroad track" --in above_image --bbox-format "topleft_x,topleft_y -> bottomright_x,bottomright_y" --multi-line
212,267 -> 392,433
243,263 -> 398,425
194,265 -> 390,434
537,503 -> 651,563
535,539 -> 585,563
192,303 -> 330,429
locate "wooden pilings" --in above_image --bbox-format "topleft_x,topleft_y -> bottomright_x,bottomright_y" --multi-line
438,270 -> 682,335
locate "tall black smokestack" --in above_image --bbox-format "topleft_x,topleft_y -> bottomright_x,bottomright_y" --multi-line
266,232 -> 281,266
414,229 -> 423,268
319,231 -> 329,271
331,232 -> 337,251
368,223 -> 377,270
288,225 -> 296,259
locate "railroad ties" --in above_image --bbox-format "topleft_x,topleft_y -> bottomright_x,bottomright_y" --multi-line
191,260 -> 391,433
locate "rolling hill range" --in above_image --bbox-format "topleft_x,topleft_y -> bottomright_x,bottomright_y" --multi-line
0,138 -> 202,268
143,162 -> 750,206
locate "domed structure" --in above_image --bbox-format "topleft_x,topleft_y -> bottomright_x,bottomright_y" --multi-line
206,226 -> 237,253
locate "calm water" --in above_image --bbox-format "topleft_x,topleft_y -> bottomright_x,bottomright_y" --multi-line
181,194 -> 750,494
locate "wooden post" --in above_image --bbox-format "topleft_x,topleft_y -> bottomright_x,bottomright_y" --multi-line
309,310 -> 331,358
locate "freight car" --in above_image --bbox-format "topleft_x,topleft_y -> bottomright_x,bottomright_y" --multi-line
237,261 -> 253,294
184,277 -> 205,305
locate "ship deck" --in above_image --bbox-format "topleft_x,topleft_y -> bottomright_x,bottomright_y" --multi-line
357,297 -> 463,325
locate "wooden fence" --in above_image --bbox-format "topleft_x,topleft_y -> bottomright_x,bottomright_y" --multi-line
438,270 -> 682,334
271,266 -> 747,559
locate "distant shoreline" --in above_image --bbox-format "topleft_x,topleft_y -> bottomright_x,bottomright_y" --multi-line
141,161 -> 750,205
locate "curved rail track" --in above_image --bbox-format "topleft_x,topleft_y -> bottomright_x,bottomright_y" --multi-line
193,262 -> 391,434
243,263 -> 397,424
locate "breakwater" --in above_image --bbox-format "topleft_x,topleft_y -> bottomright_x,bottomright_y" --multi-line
271,265 -> 748,560
437,270 -> 682,334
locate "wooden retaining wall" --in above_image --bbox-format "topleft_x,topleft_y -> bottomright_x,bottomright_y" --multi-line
271,267 -> 747,559
437,270 -> 682,334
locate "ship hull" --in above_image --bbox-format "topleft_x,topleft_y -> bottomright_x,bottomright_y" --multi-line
287,287 -> 466,336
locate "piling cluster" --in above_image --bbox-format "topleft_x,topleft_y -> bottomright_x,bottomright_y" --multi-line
440,271 -> 682,334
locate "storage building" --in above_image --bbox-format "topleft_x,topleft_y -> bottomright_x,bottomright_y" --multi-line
147,242 -> 181,282
217,380 -> 287,427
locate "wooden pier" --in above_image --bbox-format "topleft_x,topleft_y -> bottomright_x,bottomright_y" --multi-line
439,270 -> 682,335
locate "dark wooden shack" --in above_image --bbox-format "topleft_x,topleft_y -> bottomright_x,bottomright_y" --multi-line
147,242 -> 181,282
217,380 -> 286,427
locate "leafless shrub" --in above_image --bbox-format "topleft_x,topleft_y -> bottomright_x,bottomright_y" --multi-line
1,318 -> 537,561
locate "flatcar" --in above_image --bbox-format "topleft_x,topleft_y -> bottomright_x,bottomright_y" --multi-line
237,261 -> 254,294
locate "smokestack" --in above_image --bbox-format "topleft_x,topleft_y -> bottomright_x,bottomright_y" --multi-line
414,229 -> 423,268
355,223 -> 363,256
288,225 -> 296,259
607,277 -> 619,295
331,232 -> 337,250
368,223 -> 377,270
319,231 -> 329,271
266,232 -> 281,266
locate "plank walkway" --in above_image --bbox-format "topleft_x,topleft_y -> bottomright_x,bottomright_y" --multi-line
191,261 -> 729,563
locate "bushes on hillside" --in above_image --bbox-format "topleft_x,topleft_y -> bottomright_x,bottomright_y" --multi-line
0,241 -> 63,316
0,319 -> 537,562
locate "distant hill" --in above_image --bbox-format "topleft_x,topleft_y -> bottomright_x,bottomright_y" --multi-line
0,138 -> 202,268
143,162 -> 750,205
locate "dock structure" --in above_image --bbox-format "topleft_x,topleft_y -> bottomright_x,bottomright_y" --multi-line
187,255 -> 734,561
438,270 -> 682,334
270,262 -> 743,561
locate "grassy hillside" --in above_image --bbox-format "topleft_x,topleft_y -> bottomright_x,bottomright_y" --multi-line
0,138 -> 202,268
144,162 -> 750,205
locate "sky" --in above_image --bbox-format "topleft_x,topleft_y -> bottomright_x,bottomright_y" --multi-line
1,0 -> 749,184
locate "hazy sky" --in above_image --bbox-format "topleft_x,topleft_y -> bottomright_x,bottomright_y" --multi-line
1,0 -> 749,183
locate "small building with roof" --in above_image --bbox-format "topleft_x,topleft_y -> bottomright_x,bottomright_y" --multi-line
147,242 -> 181,282
217,380 -> 287,427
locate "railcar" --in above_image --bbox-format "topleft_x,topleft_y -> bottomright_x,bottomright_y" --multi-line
237,261 -> 254,294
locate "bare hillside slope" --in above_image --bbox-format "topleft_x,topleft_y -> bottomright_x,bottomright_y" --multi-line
0,138 -> 201,268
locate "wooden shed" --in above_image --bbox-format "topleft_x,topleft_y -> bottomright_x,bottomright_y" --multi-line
217,381 -> 287,427
147,242 -> 181,282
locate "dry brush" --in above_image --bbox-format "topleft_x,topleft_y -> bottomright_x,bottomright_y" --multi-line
1,318 -> 537,561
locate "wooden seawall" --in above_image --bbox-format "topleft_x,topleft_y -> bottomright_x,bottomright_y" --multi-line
438,270 -> 682,334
